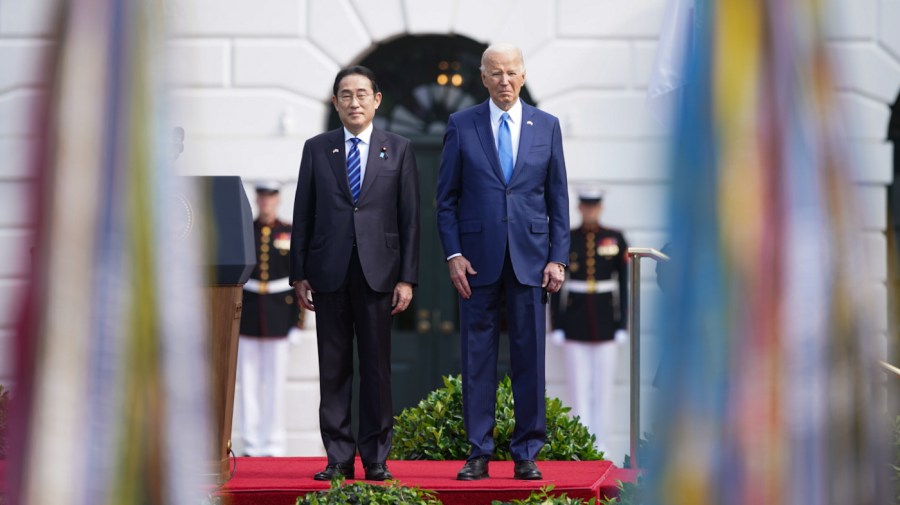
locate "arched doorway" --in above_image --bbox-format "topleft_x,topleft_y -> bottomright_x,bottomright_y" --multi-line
328,35 -> 536,413
887,89 -> 900,416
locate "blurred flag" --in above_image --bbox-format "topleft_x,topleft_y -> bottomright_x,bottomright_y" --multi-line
9,1 -> 213,505
650,0 -> 889,504
646,0 -> 694,125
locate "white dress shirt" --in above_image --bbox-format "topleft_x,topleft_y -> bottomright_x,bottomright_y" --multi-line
488,98 -> 522,167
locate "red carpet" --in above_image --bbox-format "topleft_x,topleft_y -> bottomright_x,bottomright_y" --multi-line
215,457 -> 639,505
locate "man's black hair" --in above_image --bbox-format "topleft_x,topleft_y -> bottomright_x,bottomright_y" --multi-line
332,65 -> 380,96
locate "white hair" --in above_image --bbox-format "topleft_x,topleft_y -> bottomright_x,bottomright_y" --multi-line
480,43 -> 525,73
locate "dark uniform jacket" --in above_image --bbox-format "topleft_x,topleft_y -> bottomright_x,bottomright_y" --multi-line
551,224 -> 628,342
240,219 -> 302,337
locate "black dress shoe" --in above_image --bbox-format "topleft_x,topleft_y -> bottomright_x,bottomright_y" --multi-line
364,463 -> 393,481
513,460 -> 542,480
314,463 -> 355,481
456,456 -> 490,480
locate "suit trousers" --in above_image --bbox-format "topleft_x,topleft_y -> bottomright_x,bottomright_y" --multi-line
312,246 -> 393,465
237,335 -> 288,456
459,251 -> 547,461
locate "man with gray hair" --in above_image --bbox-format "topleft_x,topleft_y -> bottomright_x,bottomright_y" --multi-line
436,43 -> 570,481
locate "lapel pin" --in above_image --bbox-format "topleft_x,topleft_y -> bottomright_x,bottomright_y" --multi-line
379,147 -> 388,159
526,120 -> 534,126
332,148 -> 339,154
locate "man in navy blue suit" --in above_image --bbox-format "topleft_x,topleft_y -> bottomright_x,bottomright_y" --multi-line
436,43 -> 570,481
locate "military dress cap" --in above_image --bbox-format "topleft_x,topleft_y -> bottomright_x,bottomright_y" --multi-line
577,186 -> 605,204
255,180 -> 281,194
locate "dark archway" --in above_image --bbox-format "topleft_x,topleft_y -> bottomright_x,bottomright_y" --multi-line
889,90 -> 900,241
328,34 -> 535,136
887,89 -> 900,418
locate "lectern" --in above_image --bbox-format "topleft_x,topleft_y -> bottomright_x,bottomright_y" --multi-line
194,176 -> 255,482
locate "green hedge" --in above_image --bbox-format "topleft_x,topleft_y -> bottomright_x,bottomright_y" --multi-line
390,375 -> 603,461
493,486 -> 597,505
296,478 -> 441,505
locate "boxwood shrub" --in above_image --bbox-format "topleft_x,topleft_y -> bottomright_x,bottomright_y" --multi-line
492,485 -> 597,504
295,478 -> 441,505
390,375 -> 603,461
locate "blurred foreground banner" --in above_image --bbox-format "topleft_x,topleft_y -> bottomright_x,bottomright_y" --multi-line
9,2 -> 213,504
651,0 -> 890,504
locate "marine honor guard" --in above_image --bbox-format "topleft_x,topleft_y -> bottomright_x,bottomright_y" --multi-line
237,180 -> 302,457
550,188 -> 628,451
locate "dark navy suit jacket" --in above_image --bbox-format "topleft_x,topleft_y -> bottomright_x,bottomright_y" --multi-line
290,127 -> 420,293
436,100 -> 569,285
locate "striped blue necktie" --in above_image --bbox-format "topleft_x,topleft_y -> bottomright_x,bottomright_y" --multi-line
498,112 -> 513,183
347,137 -> 361,202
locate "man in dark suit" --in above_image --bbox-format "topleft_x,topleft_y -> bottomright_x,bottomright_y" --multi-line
289,66 -> 420,481
436,43 -> 570,481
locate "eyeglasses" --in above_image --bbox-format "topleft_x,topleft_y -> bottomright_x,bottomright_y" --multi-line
337,92 -> 373,104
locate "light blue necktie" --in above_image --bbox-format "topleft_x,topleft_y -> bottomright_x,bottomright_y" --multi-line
347,137 -> 361,203
498,112 -> 513,183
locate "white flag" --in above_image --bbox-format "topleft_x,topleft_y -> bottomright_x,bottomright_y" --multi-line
646,0 -> 695,125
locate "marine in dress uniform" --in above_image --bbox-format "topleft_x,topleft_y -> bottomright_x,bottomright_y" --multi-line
238,181 -> 302,456
550,189 -> 627,451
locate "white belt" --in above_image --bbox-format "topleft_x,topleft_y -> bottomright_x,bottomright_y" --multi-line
563,279 -> 617,294
244,277 -> 292,294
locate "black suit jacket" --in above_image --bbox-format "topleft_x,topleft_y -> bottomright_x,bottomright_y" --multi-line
290,127 -> 419,293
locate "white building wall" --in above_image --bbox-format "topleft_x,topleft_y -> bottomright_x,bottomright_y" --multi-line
0,0 -> 896,466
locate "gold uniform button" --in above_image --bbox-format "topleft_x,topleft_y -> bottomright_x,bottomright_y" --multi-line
260,263 -> 269,271
261,227 -> 271,236
260,253 -> 269,261
261,244 -> 270,252
260,272 -> 270,280
285,295 -> 294,304
586,258 -> 595,267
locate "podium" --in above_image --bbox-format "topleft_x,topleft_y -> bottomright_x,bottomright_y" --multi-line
194,176 -> 255,482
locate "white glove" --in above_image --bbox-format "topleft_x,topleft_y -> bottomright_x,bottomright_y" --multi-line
551,329 -> 566,346
614,329 -> 628,344
288,326 -> 303,346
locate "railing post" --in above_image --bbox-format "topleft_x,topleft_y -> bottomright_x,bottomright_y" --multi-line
626,247 -> 669,469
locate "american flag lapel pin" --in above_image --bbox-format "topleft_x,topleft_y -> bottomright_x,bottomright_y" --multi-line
332,148 -> 339,154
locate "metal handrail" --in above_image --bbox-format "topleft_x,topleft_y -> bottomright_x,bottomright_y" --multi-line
626,247 -> 669,469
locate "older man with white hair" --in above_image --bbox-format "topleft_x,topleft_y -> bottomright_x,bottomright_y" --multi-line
437,43 -> 570,481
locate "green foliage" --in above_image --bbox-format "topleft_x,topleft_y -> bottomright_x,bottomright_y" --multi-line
492,485 -> 596,505
599,478 -> 643,505
295,477 -> 441,505
390,375 -> 468,460
0,385 -> 8,459
390,375 -> 604,461
621,434 -> 653,469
